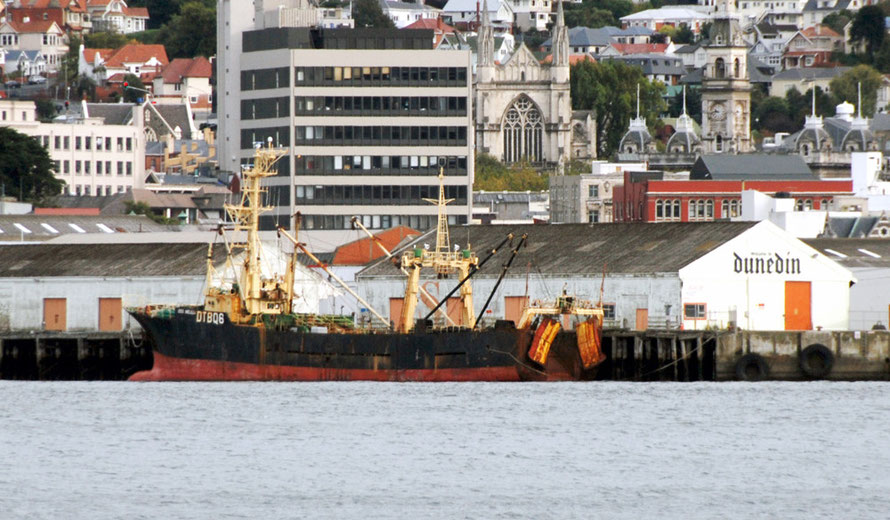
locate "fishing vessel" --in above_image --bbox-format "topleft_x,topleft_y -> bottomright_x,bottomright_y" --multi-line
129,143 -> 604,381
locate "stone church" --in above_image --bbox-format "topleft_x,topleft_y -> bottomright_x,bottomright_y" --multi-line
474,0 -> 594,169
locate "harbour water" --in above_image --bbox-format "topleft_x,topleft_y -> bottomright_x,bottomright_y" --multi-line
1,381 -> 888,519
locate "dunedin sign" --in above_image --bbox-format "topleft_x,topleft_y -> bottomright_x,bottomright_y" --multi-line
733,252 -> 801,275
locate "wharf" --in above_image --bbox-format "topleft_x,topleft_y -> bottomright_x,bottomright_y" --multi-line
1,329 -> 887,381
0,331 -> 151,380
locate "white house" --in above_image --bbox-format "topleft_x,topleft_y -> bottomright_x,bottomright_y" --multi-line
86,0 -> 149,34
441,0 -> 513,29
619,7 -> 710,35
381,0 -> 440,28
0,17 -> 67,71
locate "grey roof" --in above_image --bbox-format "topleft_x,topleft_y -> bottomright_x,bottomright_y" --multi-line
146,141 -> 166,155
49,194 -> 126,211
541,26 -> 614,49
0,215 -> 170,241
824,216 -> 878,238
86,103 -> 134,125
803,0 -> 852,11
771,67 -> 851,82
804,238 -> 890,268
691,154 -> 815,180
603,54 -> 684,75
474,191 -> 548,203
5,50 -> 42,62
357,222 -> 759,278
0,242 -> 226,278
606,26 -> 654,36
147,105 -> 192,139
666,127 -> 700,151
674,42 -> 703,54
871,113 -> 890,132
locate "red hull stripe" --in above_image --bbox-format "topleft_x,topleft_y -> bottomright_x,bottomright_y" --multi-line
129,352 -> 522,382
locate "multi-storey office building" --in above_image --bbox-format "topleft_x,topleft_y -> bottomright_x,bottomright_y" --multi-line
0,99 -> 145,196
227,27 -> 474,231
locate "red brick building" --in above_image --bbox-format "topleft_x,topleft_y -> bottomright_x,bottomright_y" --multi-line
613,172 -> 853,222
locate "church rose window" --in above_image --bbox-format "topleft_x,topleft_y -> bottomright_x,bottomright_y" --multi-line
503,96 -> 543,164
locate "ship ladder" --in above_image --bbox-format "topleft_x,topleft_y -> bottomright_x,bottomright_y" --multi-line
576,316 -> 606,370
528,317 -> 560,366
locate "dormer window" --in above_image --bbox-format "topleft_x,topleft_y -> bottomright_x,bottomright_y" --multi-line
715,35 -> 724,45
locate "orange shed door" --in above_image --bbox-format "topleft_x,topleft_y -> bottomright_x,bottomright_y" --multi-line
504,296 -> 528,326
99,298 -> 122,331
43,298 -> 67,331
635,308 -> 648,331
389,298 -> 404,328
445,298 -> 463,326
785,281 -> 812,330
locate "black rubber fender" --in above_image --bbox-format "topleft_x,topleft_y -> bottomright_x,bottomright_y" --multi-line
799,343 -> 834,379
735,353 -> 769,381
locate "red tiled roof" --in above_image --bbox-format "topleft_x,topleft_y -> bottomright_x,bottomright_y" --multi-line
161,57 -> 212,83
105,44 -> 169,67
86,0 -> 114,7
34,208 -> 101,216
541,53 -> 596,65
5,7 -> 64,27
5,18 -> 60,33
83,47 -> 114,65
332,226 -> 421,265
801,25 -> 841,38
404,17 -> 455,33
609,43 -> 669,54
123,6 -> 148,17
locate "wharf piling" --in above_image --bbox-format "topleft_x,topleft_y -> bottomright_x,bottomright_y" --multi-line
0,331 -> 152,381
1,329 -> 888,381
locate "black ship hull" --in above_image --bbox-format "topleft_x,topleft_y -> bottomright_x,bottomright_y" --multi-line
130,307 -> 528,381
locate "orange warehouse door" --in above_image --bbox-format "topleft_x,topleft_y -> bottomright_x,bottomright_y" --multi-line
389,298 -> 404,328
635,308 -> 648,331
785,281 -> 812,330
504,296 -> 528,326
43,298 -> 67,331
99,298 -> 122,331
445,298 -> 463,326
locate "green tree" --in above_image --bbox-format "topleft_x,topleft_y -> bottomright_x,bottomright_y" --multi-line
0,128 -> 64,204
753,96 -> 794,133
667,85 -> 701,123
122,73 -> 146,103
673,24 -> 694,44
35,99 -> 57,122
60,35 -> 82,85
353,0 -> 395,28
157,1 -> 216,58
785,86 -> 834,127
850,5 -> 885,56
84,31 -> 131,49
124,200 -> 180,224
829,64 -> 884,115
822,10 -> 852,35
473,154 -> 549,191
570,59 -> 666,157
144,0 -> 184,29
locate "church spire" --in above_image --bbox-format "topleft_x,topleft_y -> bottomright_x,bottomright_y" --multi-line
478,0 -> 494,67
552,0 -> 569,66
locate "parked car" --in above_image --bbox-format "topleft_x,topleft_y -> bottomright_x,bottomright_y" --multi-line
4,80 -> 21,89
28,75 -> 46,85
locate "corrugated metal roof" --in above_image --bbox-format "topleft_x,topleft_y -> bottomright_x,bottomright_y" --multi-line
691,154 -> 814,180
358,222 -> 758,278
804,238 -> 890,268
0,215 -> 170,240
0,242 -> 226,277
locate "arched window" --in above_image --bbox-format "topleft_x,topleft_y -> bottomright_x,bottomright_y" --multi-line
716,135 -> 723,152
734,58 -> 740,78
706,199 -> 714,219
715,58 -> 725,78
656,199 -> 664,220
673,199 -> 681,219
503,96 -> 544,164
721,199 -> 729,217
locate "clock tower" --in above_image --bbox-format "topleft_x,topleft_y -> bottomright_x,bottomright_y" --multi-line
701,0 -> 751,154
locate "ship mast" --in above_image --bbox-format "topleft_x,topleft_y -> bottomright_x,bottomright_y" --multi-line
398,170 -> 478,332
223,139 -> 286,317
